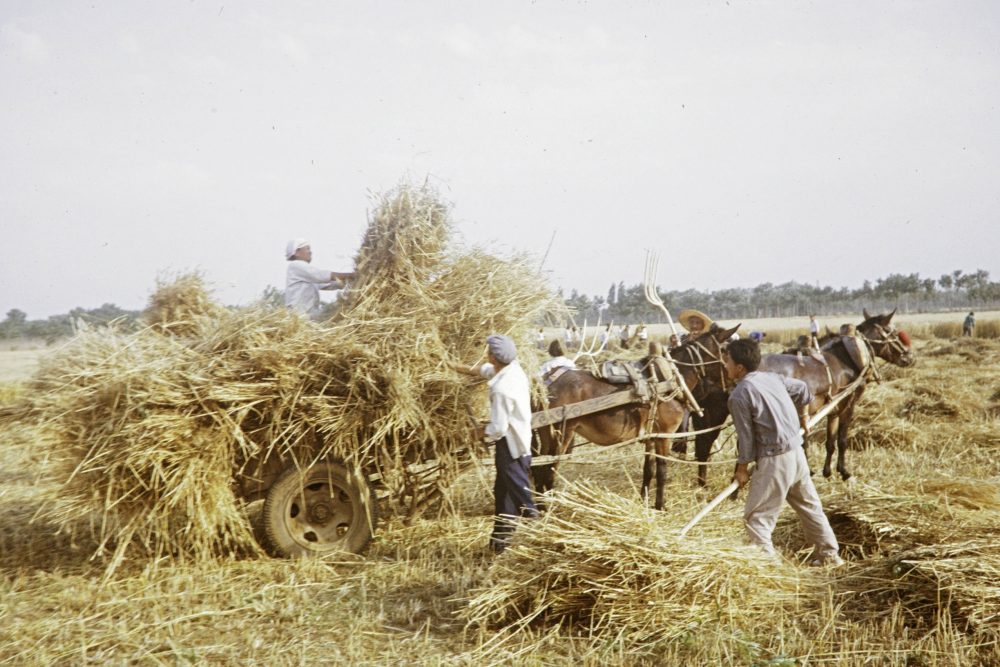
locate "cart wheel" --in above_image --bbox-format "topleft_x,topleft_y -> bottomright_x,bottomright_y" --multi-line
262,461 -> 377,557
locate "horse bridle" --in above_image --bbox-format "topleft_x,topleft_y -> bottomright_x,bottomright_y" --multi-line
863,323 -> 910,360
670,337 -> 730,396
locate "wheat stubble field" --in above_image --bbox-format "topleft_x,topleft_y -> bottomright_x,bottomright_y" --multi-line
1,311 -> 998,666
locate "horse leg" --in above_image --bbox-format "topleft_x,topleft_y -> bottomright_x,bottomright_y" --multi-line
530,426 -> 557,497
641,442 -> 655,505
837,402 -> 855,481
654,438 -> 668,510
671,411 -> 690,457
530,424 -> 575,510
823,413 -> 838,479
693,397 -> 728,488
694,430 -> 714,488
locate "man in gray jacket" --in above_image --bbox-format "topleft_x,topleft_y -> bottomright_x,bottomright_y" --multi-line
723,339 -> 843,566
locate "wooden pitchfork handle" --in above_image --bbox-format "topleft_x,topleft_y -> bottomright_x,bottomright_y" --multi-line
678,480 -> 740,537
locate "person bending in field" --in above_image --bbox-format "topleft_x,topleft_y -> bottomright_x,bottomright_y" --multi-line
284,238 -> 357,319
450,335 -> 537,553
963,311 -> 975,337
723,339 -> 843,566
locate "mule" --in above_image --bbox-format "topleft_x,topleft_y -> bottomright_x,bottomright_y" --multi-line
758,309 -> 915,481
532,323 -> 740,506
531,367 -> 687,510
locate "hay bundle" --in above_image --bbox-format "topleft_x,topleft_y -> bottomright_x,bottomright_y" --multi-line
143,271 -> 225,336
800,477 -> 1000,632
29,325 -> 257,570
462,482 -> 804,646
26,181 -> 563,571
810,476 -> 1000,555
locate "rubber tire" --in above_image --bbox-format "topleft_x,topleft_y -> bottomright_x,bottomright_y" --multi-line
262,461 -> 377,557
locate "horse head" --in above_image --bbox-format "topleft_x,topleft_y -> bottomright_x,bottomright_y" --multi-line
859,308 -> 916,367
672,323 -> 741,397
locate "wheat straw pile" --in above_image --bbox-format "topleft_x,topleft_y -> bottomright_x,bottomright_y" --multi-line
462,481 -> 806,648
803,476 -> 1000,634
19,182 -> 561,573
144,270 -> 226,336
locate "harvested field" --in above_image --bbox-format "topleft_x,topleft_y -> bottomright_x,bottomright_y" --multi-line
3,244 -> 1000,662
2,332 -> 999,663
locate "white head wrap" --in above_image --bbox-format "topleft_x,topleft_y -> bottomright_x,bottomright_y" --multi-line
286,238 -> 309,260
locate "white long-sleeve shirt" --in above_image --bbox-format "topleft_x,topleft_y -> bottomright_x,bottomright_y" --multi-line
285,260 -> 343,317
538,355 -> 576,378
479,361 -> 533,459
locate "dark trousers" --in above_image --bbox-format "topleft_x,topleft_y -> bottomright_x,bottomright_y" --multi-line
491,437 -> 538,552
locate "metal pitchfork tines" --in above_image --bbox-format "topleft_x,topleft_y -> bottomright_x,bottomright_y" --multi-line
643,250 -> 703,417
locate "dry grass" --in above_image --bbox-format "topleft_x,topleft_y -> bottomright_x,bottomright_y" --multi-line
3,282 -> 1000,661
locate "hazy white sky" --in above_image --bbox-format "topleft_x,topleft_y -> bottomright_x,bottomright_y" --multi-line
2,1 -> 998,318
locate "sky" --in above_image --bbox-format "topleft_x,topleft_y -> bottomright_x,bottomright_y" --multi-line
1,1 -> 998,319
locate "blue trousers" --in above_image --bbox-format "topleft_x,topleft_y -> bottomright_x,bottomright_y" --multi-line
491,437 -> 538,552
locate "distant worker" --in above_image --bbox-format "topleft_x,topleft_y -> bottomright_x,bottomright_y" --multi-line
598,324 -> 611,351
637,323 -> 649,344
809,315 -> 820,349
963,311 -> 975,337
564,325 -> 574,349
619,324 -> 631,349
450,335 -> 536,553
285,238 -> 356,319
536,328 -> 546,350
539,339 -> 576,383
723,339 -> 843,566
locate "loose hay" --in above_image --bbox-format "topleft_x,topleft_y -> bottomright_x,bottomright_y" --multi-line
461,482 -> 806,648
143,270 -> 226,336
798,476 -> 1000,634
19,181 -> 564,573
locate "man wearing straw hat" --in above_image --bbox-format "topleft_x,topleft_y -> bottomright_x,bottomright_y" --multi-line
451,334 -> 537,553
284,238 -> 356,319
677,309 -> 713,342
722,339 -> 843,566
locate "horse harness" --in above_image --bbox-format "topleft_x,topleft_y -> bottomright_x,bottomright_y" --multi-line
669,338 -> 730,396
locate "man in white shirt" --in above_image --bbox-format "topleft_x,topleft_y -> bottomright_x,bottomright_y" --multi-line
450,334 -> 537,553
284,238 -> 356,319
539,339 -> 576,384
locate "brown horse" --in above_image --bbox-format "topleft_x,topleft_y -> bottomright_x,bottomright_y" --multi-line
758,309 -> 915,480
532,366 -> 687,510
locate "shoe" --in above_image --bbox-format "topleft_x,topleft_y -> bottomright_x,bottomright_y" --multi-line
810,555 -> 846,567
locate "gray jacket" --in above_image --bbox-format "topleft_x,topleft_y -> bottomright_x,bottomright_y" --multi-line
728,371 -> 813,464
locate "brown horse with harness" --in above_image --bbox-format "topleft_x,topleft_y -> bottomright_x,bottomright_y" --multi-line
530,321 -> 741,506
759,309 -> 915,480
531,360 -> 688,510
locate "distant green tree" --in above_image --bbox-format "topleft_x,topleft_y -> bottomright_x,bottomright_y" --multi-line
258,285 -> 285,309
0,309 -> 28,338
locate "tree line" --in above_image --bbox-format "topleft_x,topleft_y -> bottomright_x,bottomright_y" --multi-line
563,268 -> 1000,324
3,268 -> 998,340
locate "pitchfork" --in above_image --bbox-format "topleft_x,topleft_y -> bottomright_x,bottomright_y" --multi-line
644,251 -> 680,339
643,250 -> 703,417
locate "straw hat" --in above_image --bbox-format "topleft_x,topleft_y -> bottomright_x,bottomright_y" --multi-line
677,309 -> 713,333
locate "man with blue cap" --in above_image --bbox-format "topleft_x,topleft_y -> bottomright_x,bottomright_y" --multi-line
451,334 -> 537,553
